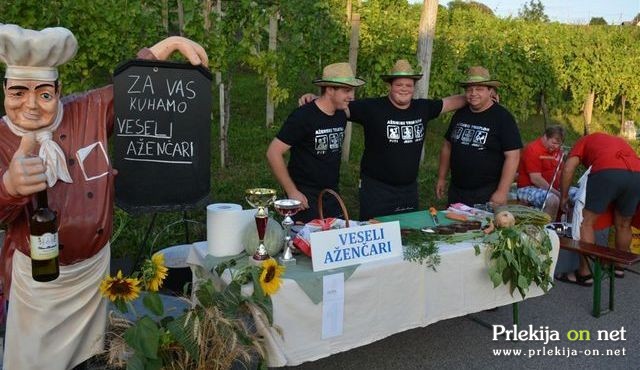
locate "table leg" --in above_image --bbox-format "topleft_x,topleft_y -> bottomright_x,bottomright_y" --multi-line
608,263 -> 615,311
592,261 -> 602,318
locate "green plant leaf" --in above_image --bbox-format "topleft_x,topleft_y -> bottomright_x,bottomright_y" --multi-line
143,292 -> 164,317
166,313 -> 200,360
497,255 -> 508,272
490,270 -> 503,288
503,249 -> 516,267
126,353 -> 145,370
115,298 -> 128,313
124,316 -> 160,360
145,358 -> 163,370
517,275 -> 529,291
502,266 -> 512,284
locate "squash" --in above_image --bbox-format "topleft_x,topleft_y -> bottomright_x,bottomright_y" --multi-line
494,211 -> 516,228
242,218 -> 284,256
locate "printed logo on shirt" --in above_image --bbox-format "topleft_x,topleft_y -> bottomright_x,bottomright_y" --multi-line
461,128 -> 474,143
315,126 -> 345,154
386,119 -> 424,144
401,126 -> 414,140
329,133 -> 341,149
387,125 -> 400,140
474,130 -> 488,145
454,127 -> 464,140
452,122 -> 490,150
414,124 -> 424,139
315,135 -> 328,151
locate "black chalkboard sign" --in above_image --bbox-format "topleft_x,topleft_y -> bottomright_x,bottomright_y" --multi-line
113,60 -> 212,213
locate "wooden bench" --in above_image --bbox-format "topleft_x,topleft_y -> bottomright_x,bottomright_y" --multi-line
558,236 -> 640,317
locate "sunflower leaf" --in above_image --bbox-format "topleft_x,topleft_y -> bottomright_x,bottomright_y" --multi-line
143,292 -> 164,317
251,267 -> 266,298
124,316 -> 160,360
166,313 -> 200,360
115,299 -> 128,313
125,353 -> 145,370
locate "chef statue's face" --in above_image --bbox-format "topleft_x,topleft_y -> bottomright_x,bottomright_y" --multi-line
3,78 -> 60,131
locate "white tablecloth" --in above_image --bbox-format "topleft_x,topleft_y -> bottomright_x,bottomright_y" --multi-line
188,231 -> 559,367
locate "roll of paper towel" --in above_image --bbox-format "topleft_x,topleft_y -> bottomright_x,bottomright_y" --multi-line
206,203 -> 255,256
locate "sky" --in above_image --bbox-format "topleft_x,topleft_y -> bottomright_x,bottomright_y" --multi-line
433,0 -> 640,25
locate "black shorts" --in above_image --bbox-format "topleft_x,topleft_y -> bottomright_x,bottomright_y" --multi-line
448,182 -> 498,207
359,173 -> 418,221
585,169 -> 640,216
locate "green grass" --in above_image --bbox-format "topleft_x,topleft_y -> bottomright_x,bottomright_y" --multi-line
111,72 -> 640,258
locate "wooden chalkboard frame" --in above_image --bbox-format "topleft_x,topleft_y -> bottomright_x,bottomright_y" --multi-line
113,59 -> 213,214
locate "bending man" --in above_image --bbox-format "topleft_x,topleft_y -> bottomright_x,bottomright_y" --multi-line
557,132 -> 640,286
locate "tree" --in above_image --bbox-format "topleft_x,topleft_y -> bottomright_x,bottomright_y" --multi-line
589,17 -> 607,26
447,0 -> 494,16
518,0 -> 549,22
415,0 -> 438,99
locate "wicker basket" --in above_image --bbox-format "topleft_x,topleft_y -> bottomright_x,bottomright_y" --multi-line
292,189 -> 350,257
318,188 -> 350,227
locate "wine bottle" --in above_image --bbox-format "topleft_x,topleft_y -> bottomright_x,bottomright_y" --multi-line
30,190 -> 59,282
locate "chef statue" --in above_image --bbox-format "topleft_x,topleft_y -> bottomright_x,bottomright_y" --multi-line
0,24 -> 208,369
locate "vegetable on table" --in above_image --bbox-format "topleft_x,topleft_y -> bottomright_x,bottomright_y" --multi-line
494,211 -> 516,228
494,205 -> 550,227
483,220 -> 495,234
445,212 -> 468,222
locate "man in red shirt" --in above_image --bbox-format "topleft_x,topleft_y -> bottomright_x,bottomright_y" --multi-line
558,132 -> 640,285
517,125 -> 577,218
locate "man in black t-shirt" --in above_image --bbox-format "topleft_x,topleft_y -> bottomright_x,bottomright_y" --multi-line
300,59 -> 466,220
267,62 -> 364,223
436,66 -> 522,207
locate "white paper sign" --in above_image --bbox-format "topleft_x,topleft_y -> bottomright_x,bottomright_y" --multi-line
310,221 -> 402,272
321,273 -> 344,339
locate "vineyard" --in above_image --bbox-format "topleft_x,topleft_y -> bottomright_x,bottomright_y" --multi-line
1,0 -> 638,256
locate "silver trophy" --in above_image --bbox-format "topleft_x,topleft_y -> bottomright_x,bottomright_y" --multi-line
274,198 -> 302,265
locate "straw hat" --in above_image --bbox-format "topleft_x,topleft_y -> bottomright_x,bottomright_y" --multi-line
313,62 -> 365,87
380,59 -> 422,82
459,66 -> 501,88
0,24 -> 78,81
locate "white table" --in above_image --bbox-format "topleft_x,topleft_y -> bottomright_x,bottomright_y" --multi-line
188,232 -> 559,367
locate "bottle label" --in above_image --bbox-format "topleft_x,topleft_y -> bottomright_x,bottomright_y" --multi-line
30,233 -> 59,260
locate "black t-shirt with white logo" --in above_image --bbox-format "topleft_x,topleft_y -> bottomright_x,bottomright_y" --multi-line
277,102 -> 347,190
444,104 -> 522,190
348,97 -> 443,186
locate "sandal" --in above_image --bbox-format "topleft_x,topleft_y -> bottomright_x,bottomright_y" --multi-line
556,270 -> 593,287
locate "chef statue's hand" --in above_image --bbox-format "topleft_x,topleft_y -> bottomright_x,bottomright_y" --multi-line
3,133 -> 47,197
149,36 -> 209,67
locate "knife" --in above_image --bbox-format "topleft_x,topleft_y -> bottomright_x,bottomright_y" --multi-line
429,207 -> 440,226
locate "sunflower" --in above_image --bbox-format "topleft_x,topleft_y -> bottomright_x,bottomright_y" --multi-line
99,270 -> 141,302
259,259 -> 285,296
141,253 -> 169,292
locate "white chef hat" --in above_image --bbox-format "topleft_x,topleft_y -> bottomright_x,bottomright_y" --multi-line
0,24 -> 77,81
